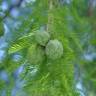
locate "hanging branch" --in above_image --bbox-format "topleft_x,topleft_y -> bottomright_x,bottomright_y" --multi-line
0,0 -> 24,22
47,0 -> 62,33
88,0 -> 96,16
47,0 -> 54,33
87,0 -> 96,30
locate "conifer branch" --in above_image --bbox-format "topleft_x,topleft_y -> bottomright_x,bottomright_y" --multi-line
47,0 -> 54,33
0,0 -> 24,22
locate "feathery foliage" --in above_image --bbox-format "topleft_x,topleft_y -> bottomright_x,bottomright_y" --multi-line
0,0 -> 96,96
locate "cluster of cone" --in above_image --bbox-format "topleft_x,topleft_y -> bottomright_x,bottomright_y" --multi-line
28,31 -> 63,65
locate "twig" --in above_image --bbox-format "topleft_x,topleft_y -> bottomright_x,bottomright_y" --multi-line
0,0 -> 24,22
47,0 -> 54,33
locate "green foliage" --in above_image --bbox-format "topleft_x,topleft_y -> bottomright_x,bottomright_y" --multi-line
8,33 -> 35,54
1,0 -> 79,95
1,0 -> 96,96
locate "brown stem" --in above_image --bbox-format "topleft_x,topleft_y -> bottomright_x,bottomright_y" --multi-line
0,0 -> 24,23
47,0 -> 53,32
88,0 -> 96,17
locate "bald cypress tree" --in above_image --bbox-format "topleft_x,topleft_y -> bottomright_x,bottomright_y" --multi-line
0,0 -> 96,96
